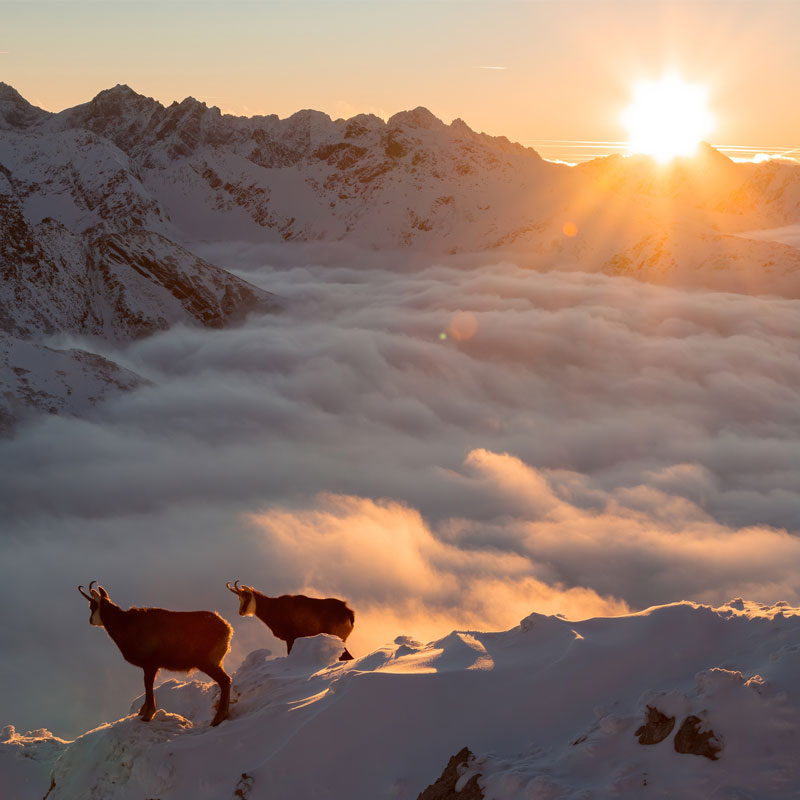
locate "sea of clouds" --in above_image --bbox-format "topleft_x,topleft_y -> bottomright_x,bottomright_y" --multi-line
2,243 -> 799,737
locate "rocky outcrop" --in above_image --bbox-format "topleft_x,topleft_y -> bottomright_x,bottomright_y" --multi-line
417,747 -> 483,800
635,705 -> 676,745
674,715 -> 722,760
634,707 -> 722,760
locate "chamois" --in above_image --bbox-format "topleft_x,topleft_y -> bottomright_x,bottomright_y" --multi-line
226,581 -> 355,660
78,582 -> 233,726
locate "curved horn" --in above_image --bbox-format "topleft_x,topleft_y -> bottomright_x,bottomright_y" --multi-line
78,585 -> 92,600
226,581 -> 241,595
88,580 -> 97,593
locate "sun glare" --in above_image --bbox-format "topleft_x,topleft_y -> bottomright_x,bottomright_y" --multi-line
622,74 -> 714,163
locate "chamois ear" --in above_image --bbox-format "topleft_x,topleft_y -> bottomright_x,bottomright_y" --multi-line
97,585 -> 109,599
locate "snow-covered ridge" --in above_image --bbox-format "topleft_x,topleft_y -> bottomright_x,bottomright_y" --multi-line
4,600 -> 800,799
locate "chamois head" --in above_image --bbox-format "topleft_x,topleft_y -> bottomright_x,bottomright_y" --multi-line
226,580 -> 257,617
78,581 -> 109,627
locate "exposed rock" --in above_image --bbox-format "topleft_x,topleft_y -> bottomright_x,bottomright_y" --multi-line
674,715 -> 722,760
635,705 -> 676,745
417,747 -> 483,800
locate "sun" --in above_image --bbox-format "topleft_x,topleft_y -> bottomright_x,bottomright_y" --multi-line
621,74 -> 715,164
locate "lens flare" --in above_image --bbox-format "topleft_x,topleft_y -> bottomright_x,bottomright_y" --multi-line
447,311 -> 478,342
622,74 -> 714,163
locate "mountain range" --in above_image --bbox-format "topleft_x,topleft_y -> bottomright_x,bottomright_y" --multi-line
1,82 -> 799,427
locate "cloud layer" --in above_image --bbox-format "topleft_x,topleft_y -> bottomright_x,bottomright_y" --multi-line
2,244 -> 799,736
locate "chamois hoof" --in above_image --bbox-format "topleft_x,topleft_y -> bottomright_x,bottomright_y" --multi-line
140,707 -> 156,722
210,712 -> 228,727
339,648 -> 354,661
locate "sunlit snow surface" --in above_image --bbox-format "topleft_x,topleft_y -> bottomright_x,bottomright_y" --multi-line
3,601 -> 800,799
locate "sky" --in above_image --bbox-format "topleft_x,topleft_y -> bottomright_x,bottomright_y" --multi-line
2,0 -> 799,161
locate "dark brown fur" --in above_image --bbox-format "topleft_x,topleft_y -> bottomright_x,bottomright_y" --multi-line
228,582 -> 355,660
79,583 -> 233,726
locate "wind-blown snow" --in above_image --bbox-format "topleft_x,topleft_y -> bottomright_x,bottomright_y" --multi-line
5,601 -> 800,799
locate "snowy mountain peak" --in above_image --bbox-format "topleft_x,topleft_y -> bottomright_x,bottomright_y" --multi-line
0,81 -> 28,102
93,83 -> 144,101
0,82 -> 48,130
449,117 -> 473,135
286,107 -> 332,125
169,95 -> 210,111
696,139 -> 734,164
84,83 -> 160,115
53,84 -> 163,147
387,106 -> 446,131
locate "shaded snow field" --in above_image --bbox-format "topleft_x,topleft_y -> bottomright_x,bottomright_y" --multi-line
4,600 -> 800,799
2,248 -> 800,738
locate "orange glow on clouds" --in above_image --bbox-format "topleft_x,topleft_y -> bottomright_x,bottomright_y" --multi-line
242,447 -> 800,658
244,473 -> 629,656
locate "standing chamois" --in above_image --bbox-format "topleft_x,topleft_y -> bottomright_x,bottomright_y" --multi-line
78,582 -> 233,726
226,581 -> 355,660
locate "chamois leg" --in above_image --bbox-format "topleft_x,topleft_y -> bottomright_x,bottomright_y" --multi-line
286,638 -> 295,655
339,625 -> 355,660
205,665 -> 231,727
139,667 -> 158,721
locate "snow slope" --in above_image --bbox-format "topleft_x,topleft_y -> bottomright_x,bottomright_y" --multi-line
5,600 -> 800,799
0,334 -> 146,432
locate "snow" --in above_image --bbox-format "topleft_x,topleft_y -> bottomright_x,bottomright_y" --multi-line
0,334 -> 146,429
0,128 -> 165,235
5,601 -> 800,799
